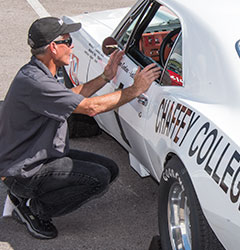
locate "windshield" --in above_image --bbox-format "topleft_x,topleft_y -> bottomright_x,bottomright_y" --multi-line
146,7 -> 179,32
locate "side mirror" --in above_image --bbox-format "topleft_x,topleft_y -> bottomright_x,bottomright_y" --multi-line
102,37 -> 119,56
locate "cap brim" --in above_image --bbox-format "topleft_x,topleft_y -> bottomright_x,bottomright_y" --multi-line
61,22 -> 81,35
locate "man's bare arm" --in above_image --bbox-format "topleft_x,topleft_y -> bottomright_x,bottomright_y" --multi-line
73,64 -> 161,116
71,50 -> 124,97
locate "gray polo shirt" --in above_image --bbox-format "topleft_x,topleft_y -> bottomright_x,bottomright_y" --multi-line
0,56 -> 83,177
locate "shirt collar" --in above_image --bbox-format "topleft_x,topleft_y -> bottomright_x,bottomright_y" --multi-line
30,56 -> 55,79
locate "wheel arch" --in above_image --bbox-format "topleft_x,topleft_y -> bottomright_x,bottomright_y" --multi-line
158,152 -> 226,250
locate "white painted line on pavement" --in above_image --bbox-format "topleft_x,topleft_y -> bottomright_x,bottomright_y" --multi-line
26,0 -> 51,17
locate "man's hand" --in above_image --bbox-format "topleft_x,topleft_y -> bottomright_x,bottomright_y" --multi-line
103,50 -> 125,81
73,63 -> 161,116
132,63 -> 161,95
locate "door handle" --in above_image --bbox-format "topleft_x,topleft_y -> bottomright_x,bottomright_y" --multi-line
137,94 -> 148,106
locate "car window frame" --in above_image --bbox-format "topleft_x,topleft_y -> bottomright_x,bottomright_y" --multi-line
124,1 -> 161,55
122,1 -> 163,70
114,0 -> 183,86
115,0 -> 152,48
160,31 -> 184,86
116,0 -> 155,50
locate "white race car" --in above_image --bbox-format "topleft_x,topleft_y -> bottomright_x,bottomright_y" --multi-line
62,0 -> 240,249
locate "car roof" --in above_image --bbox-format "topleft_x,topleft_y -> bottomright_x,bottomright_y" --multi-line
158,0 -> 240,38
158,0 -> 240,18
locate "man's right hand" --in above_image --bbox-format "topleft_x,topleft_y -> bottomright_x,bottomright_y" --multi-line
73,63 -> 161,117
132,63 -> 161,96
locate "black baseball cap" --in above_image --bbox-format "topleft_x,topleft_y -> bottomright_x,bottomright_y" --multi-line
28,17 -> 81,49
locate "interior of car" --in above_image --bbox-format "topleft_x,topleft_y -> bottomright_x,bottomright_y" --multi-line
117,1 -> 183,86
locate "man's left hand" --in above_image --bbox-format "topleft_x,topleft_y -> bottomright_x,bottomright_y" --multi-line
103,50 -> 125,81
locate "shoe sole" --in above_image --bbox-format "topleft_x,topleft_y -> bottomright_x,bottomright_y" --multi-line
12,208 -> 57,240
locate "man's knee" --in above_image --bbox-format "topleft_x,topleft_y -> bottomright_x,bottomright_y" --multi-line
92,166 -> 111,189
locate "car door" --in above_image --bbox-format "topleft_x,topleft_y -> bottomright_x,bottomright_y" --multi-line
114,1 -> 182,176
144,33 -> 183,180
87,0 -> 151,150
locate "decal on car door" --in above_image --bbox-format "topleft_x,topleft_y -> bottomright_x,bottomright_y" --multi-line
69,54 -> 80,86
155,97 -> 240,212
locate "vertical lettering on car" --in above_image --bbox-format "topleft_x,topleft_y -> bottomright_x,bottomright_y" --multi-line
155,97 -> 240,213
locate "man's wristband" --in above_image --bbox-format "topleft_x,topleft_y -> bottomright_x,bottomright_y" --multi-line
101,73 -> 111,82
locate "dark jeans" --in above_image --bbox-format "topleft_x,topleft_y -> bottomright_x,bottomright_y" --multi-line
3,149 -> 119,220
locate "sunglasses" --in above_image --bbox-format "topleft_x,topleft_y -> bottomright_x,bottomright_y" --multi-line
54,37 -> 72,47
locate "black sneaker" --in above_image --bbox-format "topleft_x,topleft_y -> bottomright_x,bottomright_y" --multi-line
10,195 -> 58,239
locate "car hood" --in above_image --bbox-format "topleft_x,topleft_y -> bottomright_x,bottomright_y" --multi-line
68,7 -> 130,45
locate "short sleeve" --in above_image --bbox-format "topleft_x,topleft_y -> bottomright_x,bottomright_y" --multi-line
27,77 -> 83,122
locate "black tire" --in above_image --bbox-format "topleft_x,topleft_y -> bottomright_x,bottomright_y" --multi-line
158,156 -> 225,250
58,67 -> 101,138
67,113 -> 101,138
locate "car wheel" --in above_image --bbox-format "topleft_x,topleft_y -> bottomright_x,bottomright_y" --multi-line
158,156 -> 225,250
67,113 -> 101,138
58,67 -> 101,138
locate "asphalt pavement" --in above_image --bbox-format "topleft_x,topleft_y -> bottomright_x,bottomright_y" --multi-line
0,1 -> 159,250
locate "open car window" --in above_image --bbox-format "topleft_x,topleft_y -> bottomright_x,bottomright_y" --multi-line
116,1 -> 183,86
116,0 -> 150,48
118,18 -> 140,48
160,33 -> 183,86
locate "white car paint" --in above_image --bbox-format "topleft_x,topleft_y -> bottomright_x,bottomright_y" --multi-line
62,0 -> 240,249
66,8 -> 130,45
